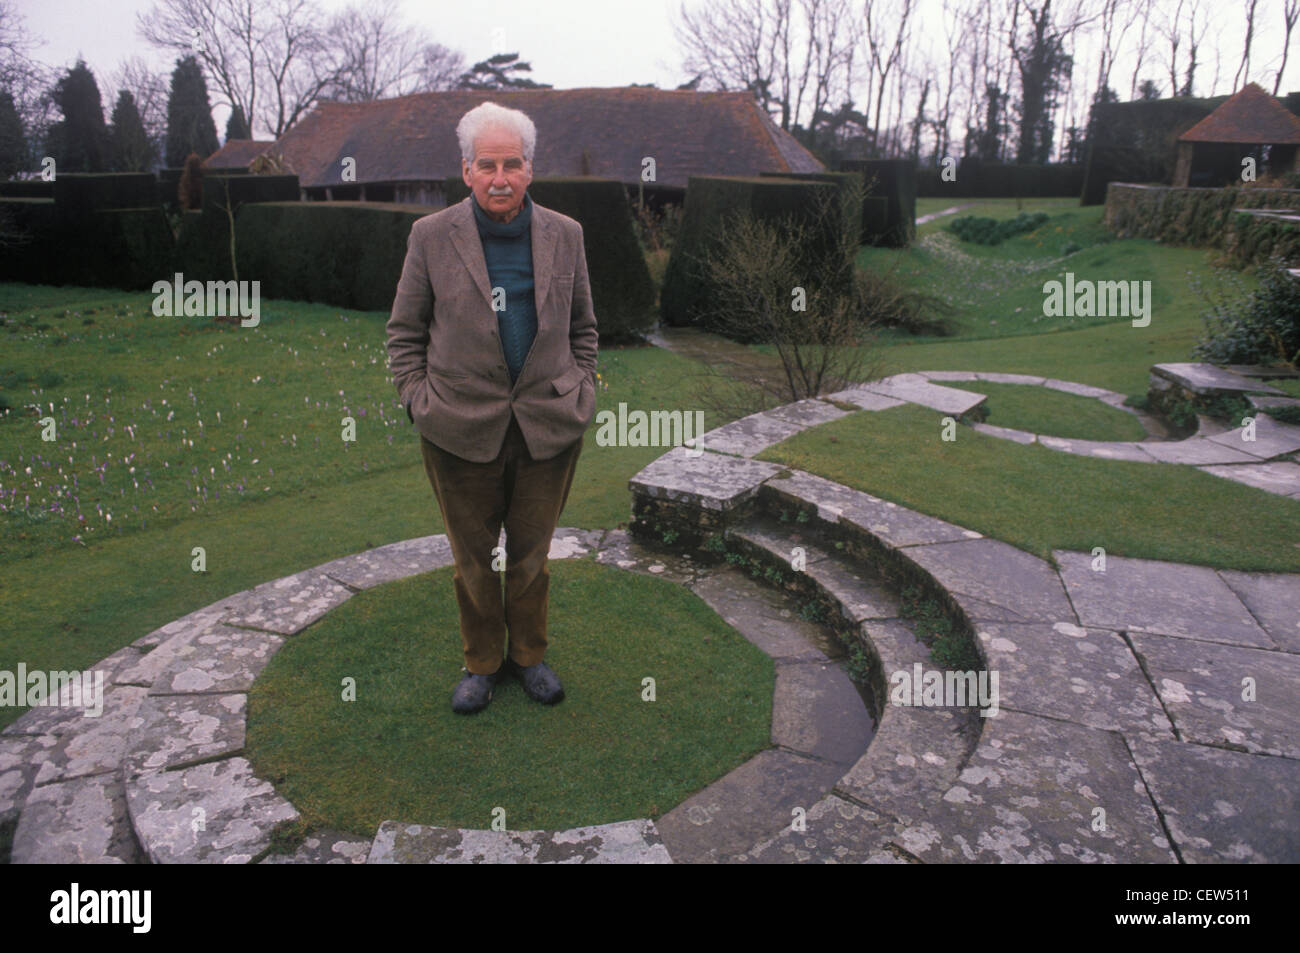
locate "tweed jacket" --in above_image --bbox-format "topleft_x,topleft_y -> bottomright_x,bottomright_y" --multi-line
385,194 -> 599,462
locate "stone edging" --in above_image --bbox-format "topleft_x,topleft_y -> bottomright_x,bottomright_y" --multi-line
895,370 -> 1300,499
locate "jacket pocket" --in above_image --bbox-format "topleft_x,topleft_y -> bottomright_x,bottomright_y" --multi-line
552,363 -> 586,395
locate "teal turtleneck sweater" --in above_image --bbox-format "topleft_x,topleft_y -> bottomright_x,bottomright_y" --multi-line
471,191 -> 538,385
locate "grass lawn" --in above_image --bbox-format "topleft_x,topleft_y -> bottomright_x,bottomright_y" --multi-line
0,284 -> 743,732
756,402 -> 1300,574
944,380 -> 1148,442
248,558 -> 773,835
861,200 -> 1257,343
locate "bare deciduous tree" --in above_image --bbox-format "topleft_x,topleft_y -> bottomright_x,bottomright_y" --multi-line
319,0 -> 464,102
861,0 -> 915,148
674,0 -> 857,146
138,0 -> 357,138
0,0 -> 56,165
1274,0 -> 1299,95
1233,0 -> 1259,90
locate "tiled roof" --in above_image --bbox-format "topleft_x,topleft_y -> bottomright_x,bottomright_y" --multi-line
268,87 -> 826,189
1178,83 -> 1300,144
203,139 -> 277,169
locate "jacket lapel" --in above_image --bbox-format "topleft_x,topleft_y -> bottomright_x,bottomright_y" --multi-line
449,194 -> 558,321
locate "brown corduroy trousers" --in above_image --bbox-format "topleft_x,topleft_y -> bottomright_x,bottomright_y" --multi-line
419,413 -> 583,675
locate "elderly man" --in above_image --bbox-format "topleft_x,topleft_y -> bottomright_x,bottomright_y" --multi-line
385,101 -> 598,715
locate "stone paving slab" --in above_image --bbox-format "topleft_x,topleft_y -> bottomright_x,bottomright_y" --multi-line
126,756 -> 298,864
917,370 -> 981,382
655,748 -> 848,864
10,772 -> 142,863
771,660 -> 873,765
115,614 -> 232,688
696,411 -> 805,458
1037,435 -> 1158,462
762,399 -> 851,429
730,516 -> 828,569
3,672 -> 138,739
130,605 -> 231,650
1222,364 -> 1300,380
974,372 -> 1047,385
30,687 -> 148,786
822,387 -> 906,412
1054,550 -> 1273,648
835,698 -> 972,828
1151,363 -> 1284,396
1199,461 -> 1300,497
367,818 -> 671,864
593,529 -> 711,587
858,618 -> 933,673
1041,378 -> 1127,401
897,709 -> 1176,863
259,829 -> 372,864
1248,394 -> 1300,410
761,468 -> 884,524
761,469 -> 980,548
1216,570 -> 1300,653
546,528 -> 606,559
736,795 -> 905,863
858,374 -> 987,416
972,622 -> 1173,735
971,422 -> 1037,444
216,569 -> 354,636
802,551 -> 900,624
313,535 -> 454,589
902,539 -> 1075,624
1134,438 -> 1261,465
124,693 -> 247,776
689,569 -> 835,662
629,446 -> 784,512
1205,414 -> 1300,460
839,500 -> 983,551
1128,634 -> 1300,759
1127,735 -> 1300,863
149,626 -> 284,695
0,733 -> 57,825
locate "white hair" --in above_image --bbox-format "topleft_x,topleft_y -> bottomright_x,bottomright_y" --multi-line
456,101 -> 537,167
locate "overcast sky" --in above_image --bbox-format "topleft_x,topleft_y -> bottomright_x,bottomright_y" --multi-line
16,0 -> 688,99
11,0 -> 1297,151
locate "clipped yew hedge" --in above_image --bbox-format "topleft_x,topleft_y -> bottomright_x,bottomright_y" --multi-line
916,161 -> 1084,198
838,158 -> 916,246
235,201 -> 428,311
659,175 -> 847,331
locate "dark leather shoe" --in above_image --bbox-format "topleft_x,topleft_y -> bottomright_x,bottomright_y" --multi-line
506,658 -> 565,705
451,665 -> 502,714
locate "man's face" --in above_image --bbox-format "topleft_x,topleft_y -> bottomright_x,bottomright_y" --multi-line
462,124 -> 532,222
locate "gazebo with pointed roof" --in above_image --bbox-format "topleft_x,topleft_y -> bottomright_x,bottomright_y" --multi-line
1173,83 -> 1300,186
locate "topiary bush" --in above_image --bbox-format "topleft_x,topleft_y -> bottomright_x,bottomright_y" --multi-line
1193,258 -> 1300,367
947,211 -> 1049,245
